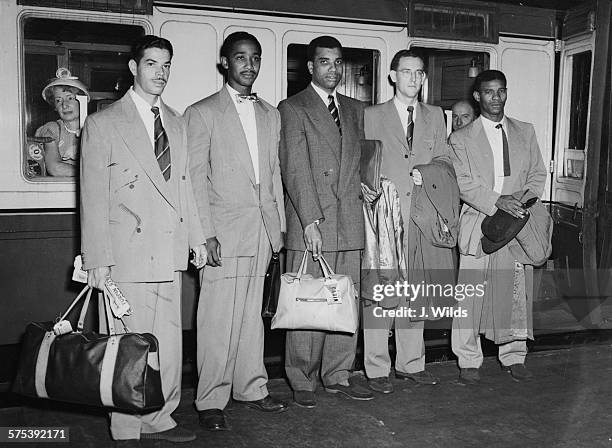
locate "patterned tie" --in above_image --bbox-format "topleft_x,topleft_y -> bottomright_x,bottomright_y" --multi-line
236,93 -> 258,103
151,106 -> 171,181
495,123 -> 511,177
328,95 -> 342,135
406,106 -> 414,152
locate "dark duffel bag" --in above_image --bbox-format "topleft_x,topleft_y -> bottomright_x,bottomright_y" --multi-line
262,251 -> 281,318
12,286 -> 165,412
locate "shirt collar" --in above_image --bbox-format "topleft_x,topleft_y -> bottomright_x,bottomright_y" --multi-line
311,82 -> 338,107
129,87 -> 160,113
480,114 -> 507,129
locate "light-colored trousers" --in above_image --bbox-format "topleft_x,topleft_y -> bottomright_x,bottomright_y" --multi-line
451,254 -> 526,368
195,224 -> 271,410
363,320 -> 425,379
109,272 -> 183,440
285,249 -> 360,391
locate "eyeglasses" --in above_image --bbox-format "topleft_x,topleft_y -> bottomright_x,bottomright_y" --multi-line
396,69 -> 425,80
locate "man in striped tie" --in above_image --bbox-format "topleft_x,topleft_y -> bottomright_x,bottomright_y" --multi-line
80,35 -> 206,444
279,35 -> 373,408
362,50 -> 453,394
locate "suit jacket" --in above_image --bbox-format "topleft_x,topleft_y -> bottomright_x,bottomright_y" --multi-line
279,85 -> 365,252
80,92 -> 205,282
449,116 -> 547,256
364,100 -> 451,225
184,87 -> 285,256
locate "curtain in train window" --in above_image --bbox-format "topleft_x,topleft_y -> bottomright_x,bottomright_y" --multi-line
563,50 -> 591,179
286,44 -> 378,104
22,18 -> 143,179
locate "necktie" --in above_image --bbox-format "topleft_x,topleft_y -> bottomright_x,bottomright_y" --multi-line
151,106 -> 171,181
328,95 -> 342,135
406,105 -> 414,152
236,93 -> 258,103
495,123 -> 511,177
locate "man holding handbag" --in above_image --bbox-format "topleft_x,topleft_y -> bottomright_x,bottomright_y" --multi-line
80,35 -> 206,443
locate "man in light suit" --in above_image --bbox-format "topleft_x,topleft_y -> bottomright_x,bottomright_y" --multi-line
184,32 -> 287,431
363,50 -> 451,393
279,35 -> 373,408
449,70 -> 547,384
80,35 -> 205,443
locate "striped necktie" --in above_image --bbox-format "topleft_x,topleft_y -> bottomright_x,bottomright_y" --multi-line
328,95 -> 342,135
495,123 -> 511,177
151,106 -> 171,181
406,105 -> 414,152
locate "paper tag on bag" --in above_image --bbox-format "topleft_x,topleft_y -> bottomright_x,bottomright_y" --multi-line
72,255 -> 88,284
104,278 -> 133,318
324,278 -> 341,304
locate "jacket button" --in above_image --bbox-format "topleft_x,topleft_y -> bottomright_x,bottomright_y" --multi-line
182,175 -> 186,180
180,218 -> 184,222
136,227 -> 142,233
432,184 -> 437,189
129,184 -> 134,189
358,194 -> 363,200
404,154 -> 409,159
406,192 -> 411,197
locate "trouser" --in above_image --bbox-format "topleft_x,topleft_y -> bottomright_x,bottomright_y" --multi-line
195,224 -> 271,410
284,249 -> 361,391
451,254 -> 527,368
109,272 -> 183,440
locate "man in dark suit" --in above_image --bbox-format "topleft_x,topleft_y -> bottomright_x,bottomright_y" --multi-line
278,35 -> 373,408
363,50 -> 452,393
184,32 -> 288,431
449,70 -> 547,384
80,35 -> 205,443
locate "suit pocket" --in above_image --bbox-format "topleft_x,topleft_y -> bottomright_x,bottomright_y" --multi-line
117,203 -> 142,238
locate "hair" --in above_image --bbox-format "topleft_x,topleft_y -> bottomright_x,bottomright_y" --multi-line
220,32 -> 262,59
390,49 -> 426,72
44,85 -> 81,106
306,36 -> 343,61
131,35 -> 174,64
473,69 -> 507,92
451,99 -> 476,113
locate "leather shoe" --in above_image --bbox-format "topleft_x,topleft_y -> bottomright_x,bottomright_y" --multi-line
503,363 -> 533,382
140,426 -> 196,442
368,376 -> 394,394
198,409 -> 230,431
293,390 -> 316,408
459,368 -> 481,384
236,395 -> 289,413
325,380 -> 374,400
395,369 -> 439,385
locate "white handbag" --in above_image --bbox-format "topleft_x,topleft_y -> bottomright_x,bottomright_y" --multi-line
271,251 -> 359,333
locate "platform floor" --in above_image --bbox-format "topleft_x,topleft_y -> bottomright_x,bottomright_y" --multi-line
2,340 -> 612,448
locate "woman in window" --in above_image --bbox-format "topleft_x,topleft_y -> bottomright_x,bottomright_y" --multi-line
36,69 -> 89,177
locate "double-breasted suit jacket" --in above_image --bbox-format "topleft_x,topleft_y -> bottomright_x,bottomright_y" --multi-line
80,92 -> 204,279
278,85 -> 365,253
449,116 -> 547,257
184,88 -> 285,254
364,99 -> 451,226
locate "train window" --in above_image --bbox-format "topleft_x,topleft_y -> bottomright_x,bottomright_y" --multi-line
22,18 -> 144,180
287,44 -> 378,104
561,50 -> 591,179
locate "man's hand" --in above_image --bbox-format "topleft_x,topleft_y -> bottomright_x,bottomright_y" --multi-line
304,222 -> 323,260
412,168 -> 423,186
190,244 -> 207,269
495,194 -> 527,219
206,236 -> 222,267
87,266 -> 111,290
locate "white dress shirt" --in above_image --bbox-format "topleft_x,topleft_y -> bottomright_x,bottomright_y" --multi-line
129,87 -> 162,148
393,96 -> 419,137
227,84 -> 260,184
480,115 -> 508,193
311,82 -> 340,114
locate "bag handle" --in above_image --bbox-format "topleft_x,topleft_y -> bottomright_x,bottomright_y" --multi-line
318,255 -> 335,278
296,250 -> 309,279
59,285 -> 91,322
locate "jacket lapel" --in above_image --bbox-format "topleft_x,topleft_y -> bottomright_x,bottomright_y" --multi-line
219,88 -> 256,185
255,100 -> 270,182
304,85 -> 341,165
472,118 -> 495,189
337,94 -> 361,195
412,102 -> 430,154
381,99 -> 409,154
505,117 -> 527,178
114,94 -> 176,210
